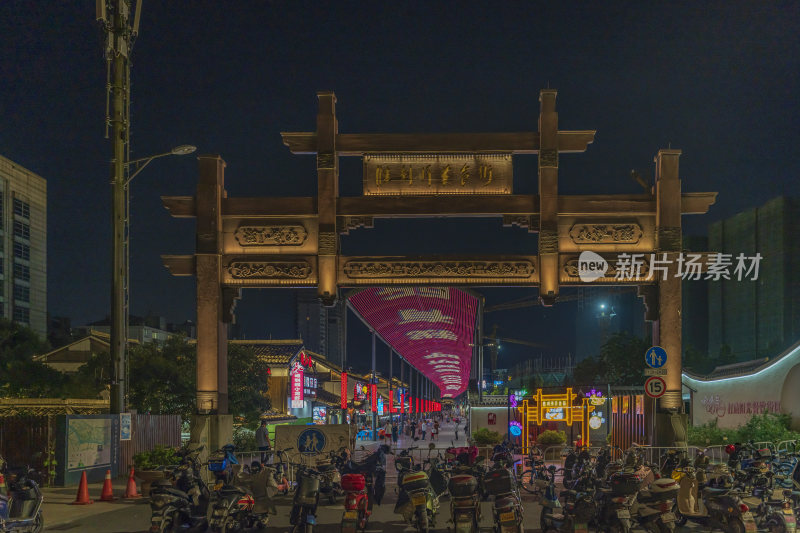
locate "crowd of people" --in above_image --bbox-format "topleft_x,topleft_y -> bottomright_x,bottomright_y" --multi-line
374,413 -> 468,445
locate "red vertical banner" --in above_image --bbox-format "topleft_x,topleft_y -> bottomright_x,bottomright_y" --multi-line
371,384 -> 377,413
340,372 -> 348,410
400,393 -> 405,413
410,396 -> 414,414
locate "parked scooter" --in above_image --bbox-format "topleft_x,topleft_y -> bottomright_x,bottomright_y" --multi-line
632,475 -> 680,533
340,469 -> 371,533
0,455 -> 43,533
148,445 -> 209,533
290,463 -> 322,533
208,443 -> 239,491
673,460 -> 755,532
208,461 -> 278,532
317,447 -> 346,504
540,473 -> 595,533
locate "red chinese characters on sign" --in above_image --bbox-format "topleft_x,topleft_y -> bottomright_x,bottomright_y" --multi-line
290,363 -> 304,408
488,413 -> 497,425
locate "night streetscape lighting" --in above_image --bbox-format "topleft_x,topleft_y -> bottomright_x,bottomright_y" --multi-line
125,144 -> 197,185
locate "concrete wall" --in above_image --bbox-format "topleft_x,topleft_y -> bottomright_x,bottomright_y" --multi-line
469,406 -> 509,438
683,340 -> 800,430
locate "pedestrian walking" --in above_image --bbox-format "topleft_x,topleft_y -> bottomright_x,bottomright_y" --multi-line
411,420 -> 417,440
454,420 -> 459,440
433,420 -> 440,441
392,423 -> 399,445
420,420 -> 427,440
255,420 -> 271,463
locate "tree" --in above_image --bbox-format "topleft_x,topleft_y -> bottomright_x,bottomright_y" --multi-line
571,356 -> 604,385
0,319 -> 67,398
227,344 -> 271,428
598,332 -> 650,386
127,336 -> 195,420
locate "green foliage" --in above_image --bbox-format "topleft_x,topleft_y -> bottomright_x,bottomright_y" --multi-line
42,444 -> 57,487
0,319 -> 65,398
567,332 -> 651,387
227,344 -> 271,428
133,445 -> 179,470
572,356 -> 604,385
233,425 -> 257,451
472,427 -> 503,446
537,430 -> 567,446
127,336 -> 196,420
688,412 -> 800,446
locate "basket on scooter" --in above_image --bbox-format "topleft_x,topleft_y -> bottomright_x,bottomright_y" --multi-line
448,474 -> 478,497
294,474 -> 320,506
342,473 -> 366,492
400,470 -> 430,492
609,471 -> 642,495
484,468 -> 514,495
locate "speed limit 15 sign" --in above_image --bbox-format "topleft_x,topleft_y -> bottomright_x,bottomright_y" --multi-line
644,376 -> 666,398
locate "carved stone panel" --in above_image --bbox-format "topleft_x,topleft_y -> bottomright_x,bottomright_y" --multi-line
318,231 -> 337,255
342,260 -> 535,279
569,223 -> 643,245
228,261 -> 312,280
539,149 -> 558,168
234,225 -> 308,246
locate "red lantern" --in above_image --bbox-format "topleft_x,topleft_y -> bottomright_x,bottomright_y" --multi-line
340,372 -> 348,410
370,384 -> 377,413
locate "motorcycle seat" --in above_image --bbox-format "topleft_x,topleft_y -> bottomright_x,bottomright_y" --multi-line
317,464 -> 337,473
152,486 -> 189,499
495,496 -> 517,510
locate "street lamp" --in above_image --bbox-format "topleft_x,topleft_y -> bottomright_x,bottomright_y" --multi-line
110,144 -> 196,414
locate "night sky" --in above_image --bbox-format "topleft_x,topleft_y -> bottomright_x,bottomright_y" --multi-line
2,2 -> 799,374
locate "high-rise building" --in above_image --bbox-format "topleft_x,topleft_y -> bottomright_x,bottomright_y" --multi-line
708,196 -> 800,362
295,290 -> 345,367
574,287 -> 647,361
682,235 -> 709,358
0,155 -> 46,338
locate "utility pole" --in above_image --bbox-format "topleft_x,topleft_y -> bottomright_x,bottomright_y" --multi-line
99,0 -> 141,414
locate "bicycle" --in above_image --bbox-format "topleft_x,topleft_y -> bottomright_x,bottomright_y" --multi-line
519,446 -> 553,496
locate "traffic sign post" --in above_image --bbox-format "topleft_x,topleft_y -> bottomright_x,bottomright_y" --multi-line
644,376 -> 666,398
645,346 -> 667,368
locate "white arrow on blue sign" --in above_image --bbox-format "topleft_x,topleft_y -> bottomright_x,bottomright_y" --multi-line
645,346 -> 667,369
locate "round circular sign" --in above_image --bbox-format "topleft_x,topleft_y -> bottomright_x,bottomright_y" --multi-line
510,424 -> 522,436
644,376 -> 666,398
297,428 -> 326,454
589,415 -> 603,430
645,346 -> 667,369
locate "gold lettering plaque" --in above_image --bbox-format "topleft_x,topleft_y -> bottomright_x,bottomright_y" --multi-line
363,153 -> 512,196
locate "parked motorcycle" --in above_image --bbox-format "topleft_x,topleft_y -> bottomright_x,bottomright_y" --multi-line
208,461 -> 278,532
208,443 -> 239,491
340,470 -> 371,533
448,473 -> 480,533
540,474 -> 595,533
317,447 -> 346,504
0,456 -> 43,533
632,475 -> 680,533
148,445 -> 209,533
484,462 -> 524,533
395,467 -> 439,532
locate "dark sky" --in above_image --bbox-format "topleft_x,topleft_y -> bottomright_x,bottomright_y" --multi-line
2,2 -> 799,373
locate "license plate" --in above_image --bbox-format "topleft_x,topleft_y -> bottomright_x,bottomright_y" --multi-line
785,509 -> 796,516
500,511 -> 516,522
661,512 -> 676,522
344,510 -> 358,520
411,493 -> 426,506
743,512 -> 758,533
617,509 -> 631,519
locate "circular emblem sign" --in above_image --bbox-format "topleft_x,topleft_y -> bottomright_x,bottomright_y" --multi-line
297,428 -> 326,454
644,376 -> 666,398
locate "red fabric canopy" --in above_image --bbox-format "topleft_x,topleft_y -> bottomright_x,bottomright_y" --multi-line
348,287 -> 477,397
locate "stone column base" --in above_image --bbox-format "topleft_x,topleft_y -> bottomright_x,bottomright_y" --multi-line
655,412 -> 688,447
190,414 -> 234,468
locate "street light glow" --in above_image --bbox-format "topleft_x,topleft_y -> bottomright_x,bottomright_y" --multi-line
171,144 -> 197,155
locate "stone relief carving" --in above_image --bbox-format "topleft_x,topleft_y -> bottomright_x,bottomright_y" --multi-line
343,260 -> 534,279
234,225 -> 308,246
569,223 -> 643,244
228,261 -> 311,279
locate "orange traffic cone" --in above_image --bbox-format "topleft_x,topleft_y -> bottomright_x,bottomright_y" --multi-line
123,467 -> 140,499
71,471 -> 93,505
99,469 -> 115,501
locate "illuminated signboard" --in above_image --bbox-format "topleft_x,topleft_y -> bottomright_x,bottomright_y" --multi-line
509,421 -> 522,436
585,388 -> 606,406
290,362 -> 304,408
544,407 -> 565,420
340,373 -> 348,409
378,397 -> 384,415
313,406 -> 327,424
348,287 -> 478,397
589,411 -> 606,430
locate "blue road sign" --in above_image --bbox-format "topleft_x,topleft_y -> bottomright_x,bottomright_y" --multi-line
645,346 -> 667,369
